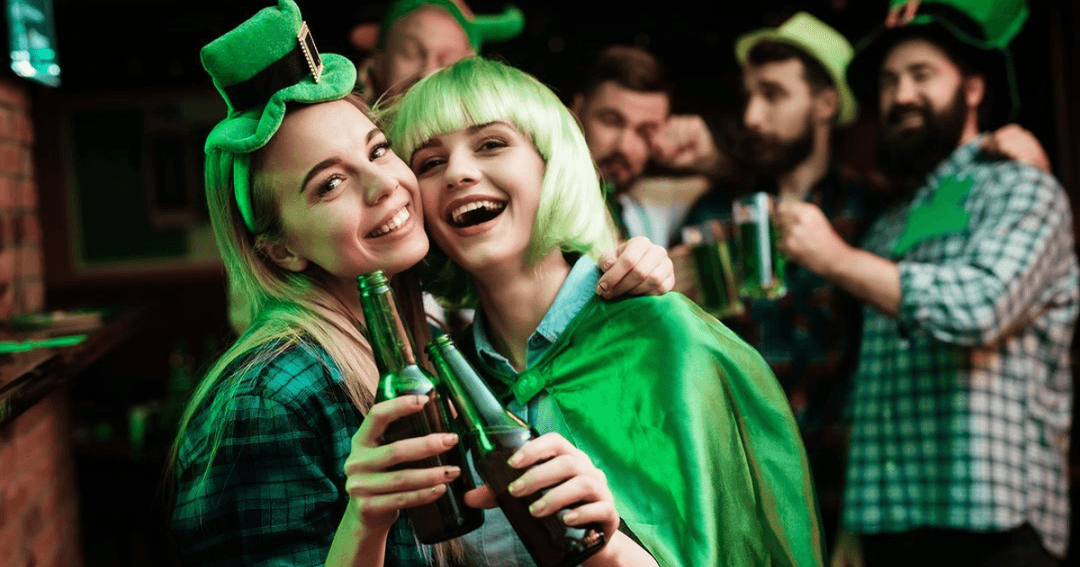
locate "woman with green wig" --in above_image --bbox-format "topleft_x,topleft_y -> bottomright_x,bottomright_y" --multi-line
385,56 -> 827,567
169,2 -> 676,566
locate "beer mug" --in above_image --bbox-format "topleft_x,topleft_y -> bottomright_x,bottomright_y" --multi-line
681,219 -> 744,319
732,192 -> 787,299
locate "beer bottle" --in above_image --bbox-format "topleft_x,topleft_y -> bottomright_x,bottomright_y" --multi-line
425,334 -> 606,567
356,271 -> 483,543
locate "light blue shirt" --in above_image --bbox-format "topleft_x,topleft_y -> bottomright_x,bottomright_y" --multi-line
458,254 -> 599,566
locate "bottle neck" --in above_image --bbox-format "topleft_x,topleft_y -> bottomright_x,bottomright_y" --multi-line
428,338 -> 527,452
358,283 -> 417,375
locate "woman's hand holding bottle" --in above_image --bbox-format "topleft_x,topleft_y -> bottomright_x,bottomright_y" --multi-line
343,395 -> 464,533
464,432 -> 619,538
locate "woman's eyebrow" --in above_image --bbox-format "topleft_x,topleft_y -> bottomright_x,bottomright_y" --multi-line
298,128 -> 383,192
412,121 -> 508,156
467,121 -> 501,133
301,158 -> 342,193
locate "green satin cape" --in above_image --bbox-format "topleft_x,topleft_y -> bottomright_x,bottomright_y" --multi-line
468,293 -> 825,567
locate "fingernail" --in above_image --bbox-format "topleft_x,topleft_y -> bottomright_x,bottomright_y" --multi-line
443,433 -> 459,447
562,511 -> 578,524
508,480 -> 523,495
529,500 -> 546,515
603,258 -> 615,270
414,395 -> 428,406
444,466 -> 460,477
595,282 -> 609,294
508,452 -> 523,467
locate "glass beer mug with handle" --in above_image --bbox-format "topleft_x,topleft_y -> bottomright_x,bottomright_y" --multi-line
426,334 -> 607,567
356,271 -> 483,543
733,191 -> 788,299
681,219 -> 745,319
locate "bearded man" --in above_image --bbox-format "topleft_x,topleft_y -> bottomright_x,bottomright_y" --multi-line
676,13 -> 875,546
775,2 -> 1077,566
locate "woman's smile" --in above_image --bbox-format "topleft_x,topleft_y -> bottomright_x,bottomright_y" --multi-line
412,120 -> 546,272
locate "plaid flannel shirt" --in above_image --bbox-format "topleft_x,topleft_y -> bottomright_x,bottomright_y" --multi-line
172,341 -> 428,566
842,136 -> 1078,558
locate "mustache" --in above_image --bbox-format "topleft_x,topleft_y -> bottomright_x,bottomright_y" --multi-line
597,152 -> 632,172
885,103 -> 931,127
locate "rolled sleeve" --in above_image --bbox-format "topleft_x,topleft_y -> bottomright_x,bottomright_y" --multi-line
895,168 -> 1075,347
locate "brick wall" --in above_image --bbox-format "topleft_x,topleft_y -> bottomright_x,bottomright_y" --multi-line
0,77 -> 80,567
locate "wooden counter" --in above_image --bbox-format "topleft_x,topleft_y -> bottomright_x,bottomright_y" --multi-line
0,308 -> 145,429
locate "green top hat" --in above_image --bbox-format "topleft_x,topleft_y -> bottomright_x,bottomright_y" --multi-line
847,0 -> 1028,128
378,0 -> 525,51
735,12 -> 858,126
201,0 -> 357,232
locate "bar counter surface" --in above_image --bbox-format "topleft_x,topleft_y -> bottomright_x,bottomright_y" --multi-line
0,307 -> 145,429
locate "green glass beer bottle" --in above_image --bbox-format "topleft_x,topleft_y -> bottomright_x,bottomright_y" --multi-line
356,271 -> 482,544
425,334 -> 606,567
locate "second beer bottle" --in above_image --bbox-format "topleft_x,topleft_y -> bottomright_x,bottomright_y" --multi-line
356,271 -> 483,543
426,334 -> 606,567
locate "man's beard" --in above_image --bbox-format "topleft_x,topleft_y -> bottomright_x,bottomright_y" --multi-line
877,86 -> 968,193
740,114 -> 814,178
597,151 -> 638,193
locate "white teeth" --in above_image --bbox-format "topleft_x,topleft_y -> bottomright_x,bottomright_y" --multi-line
451,200 -> 503,224
370,208 -> 410,237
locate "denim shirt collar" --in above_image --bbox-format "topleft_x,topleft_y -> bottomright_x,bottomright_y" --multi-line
472,254 -> 600,376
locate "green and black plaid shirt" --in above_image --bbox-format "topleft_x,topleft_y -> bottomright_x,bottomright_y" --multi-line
172,340 -> 428,566
843,136 -> 1077,558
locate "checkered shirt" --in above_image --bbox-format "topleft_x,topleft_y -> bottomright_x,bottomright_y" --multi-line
172,341 -> 428,566
842,136 -> 1078,558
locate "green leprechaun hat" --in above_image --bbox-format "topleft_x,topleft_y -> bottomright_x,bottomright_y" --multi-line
378,0 -> 525,52
201,0 -> 357,232
735,11 -> 858,126
847,0 -> 1027,128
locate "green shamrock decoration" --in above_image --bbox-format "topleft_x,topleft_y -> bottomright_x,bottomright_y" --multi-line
894,175 -> 973,256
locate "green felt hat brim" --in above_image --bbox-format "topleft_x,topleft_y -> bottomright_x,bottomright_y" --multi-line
204,52 -> 356,156
378,0 -> 524,51
735,29 -> 858,127
472,6 -> 525,44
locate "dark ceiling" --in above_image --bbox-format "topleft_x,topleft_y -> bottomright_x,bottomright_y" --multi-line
47,0 -> 884,109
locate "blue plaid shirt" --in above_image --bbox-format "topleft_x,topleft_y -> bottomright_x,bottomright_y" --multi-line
841,136 -> 1078,558
172,341 -> 428,566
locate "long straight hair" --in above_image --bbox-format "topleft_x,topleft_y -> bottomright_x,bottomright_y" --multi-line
167,94 -> 459,565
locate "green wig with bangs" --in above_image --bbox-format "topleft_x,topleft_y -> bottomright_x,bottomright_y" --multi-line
384,56 -> 619,307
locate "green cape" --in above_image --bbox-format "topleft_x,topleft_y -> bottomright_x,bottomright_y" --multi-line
466,293 -> 826,567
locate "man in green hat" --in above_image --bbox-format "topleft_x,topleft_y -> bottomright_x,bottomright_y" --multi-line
671,12 -> 880,551
350,0 -> 524,104
773,2 -> 1077,565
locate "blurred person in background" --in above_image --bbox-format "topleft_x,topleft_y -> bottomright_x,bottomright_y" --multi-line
773,1 -> 1077,565
349,0 -> 524,105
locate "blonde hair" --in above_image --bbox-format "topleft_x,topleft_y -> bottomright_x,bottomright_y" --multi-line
170,94 -> 458,564
382,56 -> 619,307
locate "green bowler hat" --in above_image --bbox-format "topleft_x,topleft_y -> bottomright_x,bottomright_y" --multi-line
847,0 -> 1027,127
201,0 -> 357,232
735,11 -> 858,126
378,0 -> 525,52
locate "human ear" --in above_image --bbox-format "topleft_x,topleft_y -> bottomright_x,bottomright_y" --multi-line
815,88 -> 840,124
963,74 -> 986,111
570,93 -> 585,117
255,235 -> 308,272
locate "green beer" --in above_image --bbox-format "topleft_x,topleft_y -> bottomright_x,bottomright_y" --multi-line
733,192 -> 787,299
683,220 -> 744,318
